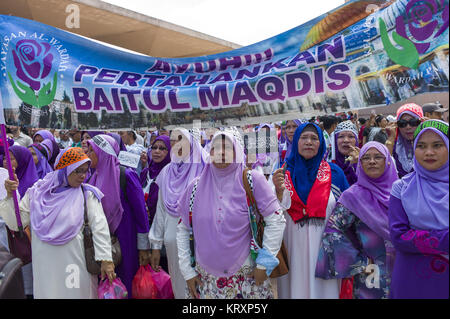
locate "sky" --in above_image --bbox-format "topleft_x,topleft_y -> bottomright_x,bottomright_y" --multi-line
102,0 -> 345,47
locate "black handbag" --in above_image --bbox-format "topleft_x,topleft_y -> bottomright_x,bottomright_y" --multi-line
81,186 -> 122,275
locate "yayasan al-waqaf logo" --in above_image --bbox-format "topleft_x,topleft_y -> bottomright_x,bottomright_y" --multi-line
7,39 -> 58,108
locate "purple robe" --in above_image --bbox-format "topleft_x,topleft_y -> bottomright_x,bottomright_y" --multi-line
388,196 -> 449,299
115,168 -> 150,299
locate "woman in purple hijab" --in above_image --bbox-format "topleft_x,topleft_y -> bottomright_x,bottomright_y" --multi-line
41,138 -> 60,168
139,135 -> 171,227
176,130 -> 286,299
5,145 -> 39,198
388,120 -> 449,299
316,141 -> 398,299
149,128 -> 207,299
32,130 -> 55,143
86,134 -> 151,298
28,143 -> 53,180
0,147 -> 114,298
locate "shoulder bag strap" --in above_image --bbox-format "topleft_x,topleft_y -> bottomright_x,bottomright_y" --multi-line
81,185 -> 88,226
188,179 -> 199,268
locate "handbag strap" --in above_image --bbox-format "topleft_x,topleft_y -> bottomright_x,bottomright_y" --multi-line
242,168 -> 264,256
81,185 -> 88,226
188,179 -> 200,268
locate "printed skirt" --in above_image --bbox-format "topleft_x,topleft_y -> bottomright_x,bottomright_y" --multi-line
186,261 -> 273,299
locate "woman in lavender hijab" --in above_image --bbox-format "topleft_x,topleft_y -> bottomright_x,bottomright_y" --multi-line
149,128 -> 207,299
41,138 -> 61,168
176,130 -> 285,299
0,147 -> 114,298
388,120 -> 449,299
316,142 -> 398,299
32,129 -> 55,143
86,134 -> 151,298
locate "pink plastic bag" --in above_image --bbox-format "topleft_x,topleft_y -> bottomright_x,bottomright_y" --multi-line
98,278 -> 128,299
149,266 -> 174,299
132,265 -> 158,299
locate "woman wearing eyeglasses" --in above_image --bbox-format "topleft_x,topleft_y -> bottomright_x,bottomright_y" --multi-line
385,103 -> 424,178
316,142 -> 398,299
0,147 -> 114,298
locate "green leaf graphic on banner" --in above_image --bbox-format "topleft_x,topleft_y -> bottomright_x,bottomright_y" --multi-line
8,72 -> 58,108
379,18 -> 419,70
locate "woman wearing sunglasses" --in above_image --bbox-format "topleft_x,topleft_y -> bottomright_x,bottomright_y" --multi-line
140,136 -> 171,228
385,103 -> 424,178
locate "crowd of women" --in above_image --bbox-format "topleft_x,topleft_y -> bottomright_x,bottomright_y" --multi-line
0,102 -> 448,299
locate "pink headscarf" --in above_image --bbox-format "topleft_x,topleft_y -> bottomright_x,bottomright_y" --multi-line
178,131 -> 281,277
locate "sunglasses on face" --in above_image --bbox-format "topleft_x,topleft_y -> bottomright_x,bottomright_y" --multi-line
151,146 -> 168,151
397,118 -> 421,128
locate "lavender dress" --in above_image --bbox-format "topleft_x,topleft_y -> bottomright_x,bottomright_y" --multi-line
388,196 -> 449,299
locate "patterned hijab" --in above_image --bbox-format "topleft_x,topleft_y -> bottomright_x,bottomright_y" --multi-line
333,120 -> 359,185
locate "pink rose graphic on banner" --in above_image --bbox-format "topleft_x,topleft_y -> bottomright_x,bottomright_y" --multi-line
7,39 -> 58,108
396,0 -> 449,54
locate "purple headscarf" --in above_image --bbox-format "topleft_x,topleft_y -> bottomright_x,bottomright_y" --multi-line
338,142 -> 399,240
28,148 -> 103,245
9,145 -> 39,197
33,130 -> 55,142
87,135 -> 124,234
391,122 -> 449,230
156,128 -> 207,217
178,131 -> 281,277
140,135 -> 171,225
41,138 -> 60,168
29,143 -> 53,180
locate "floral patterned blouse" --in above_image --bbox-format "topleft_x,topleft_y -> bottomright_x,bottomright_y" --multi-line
315,203 -> 395,299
